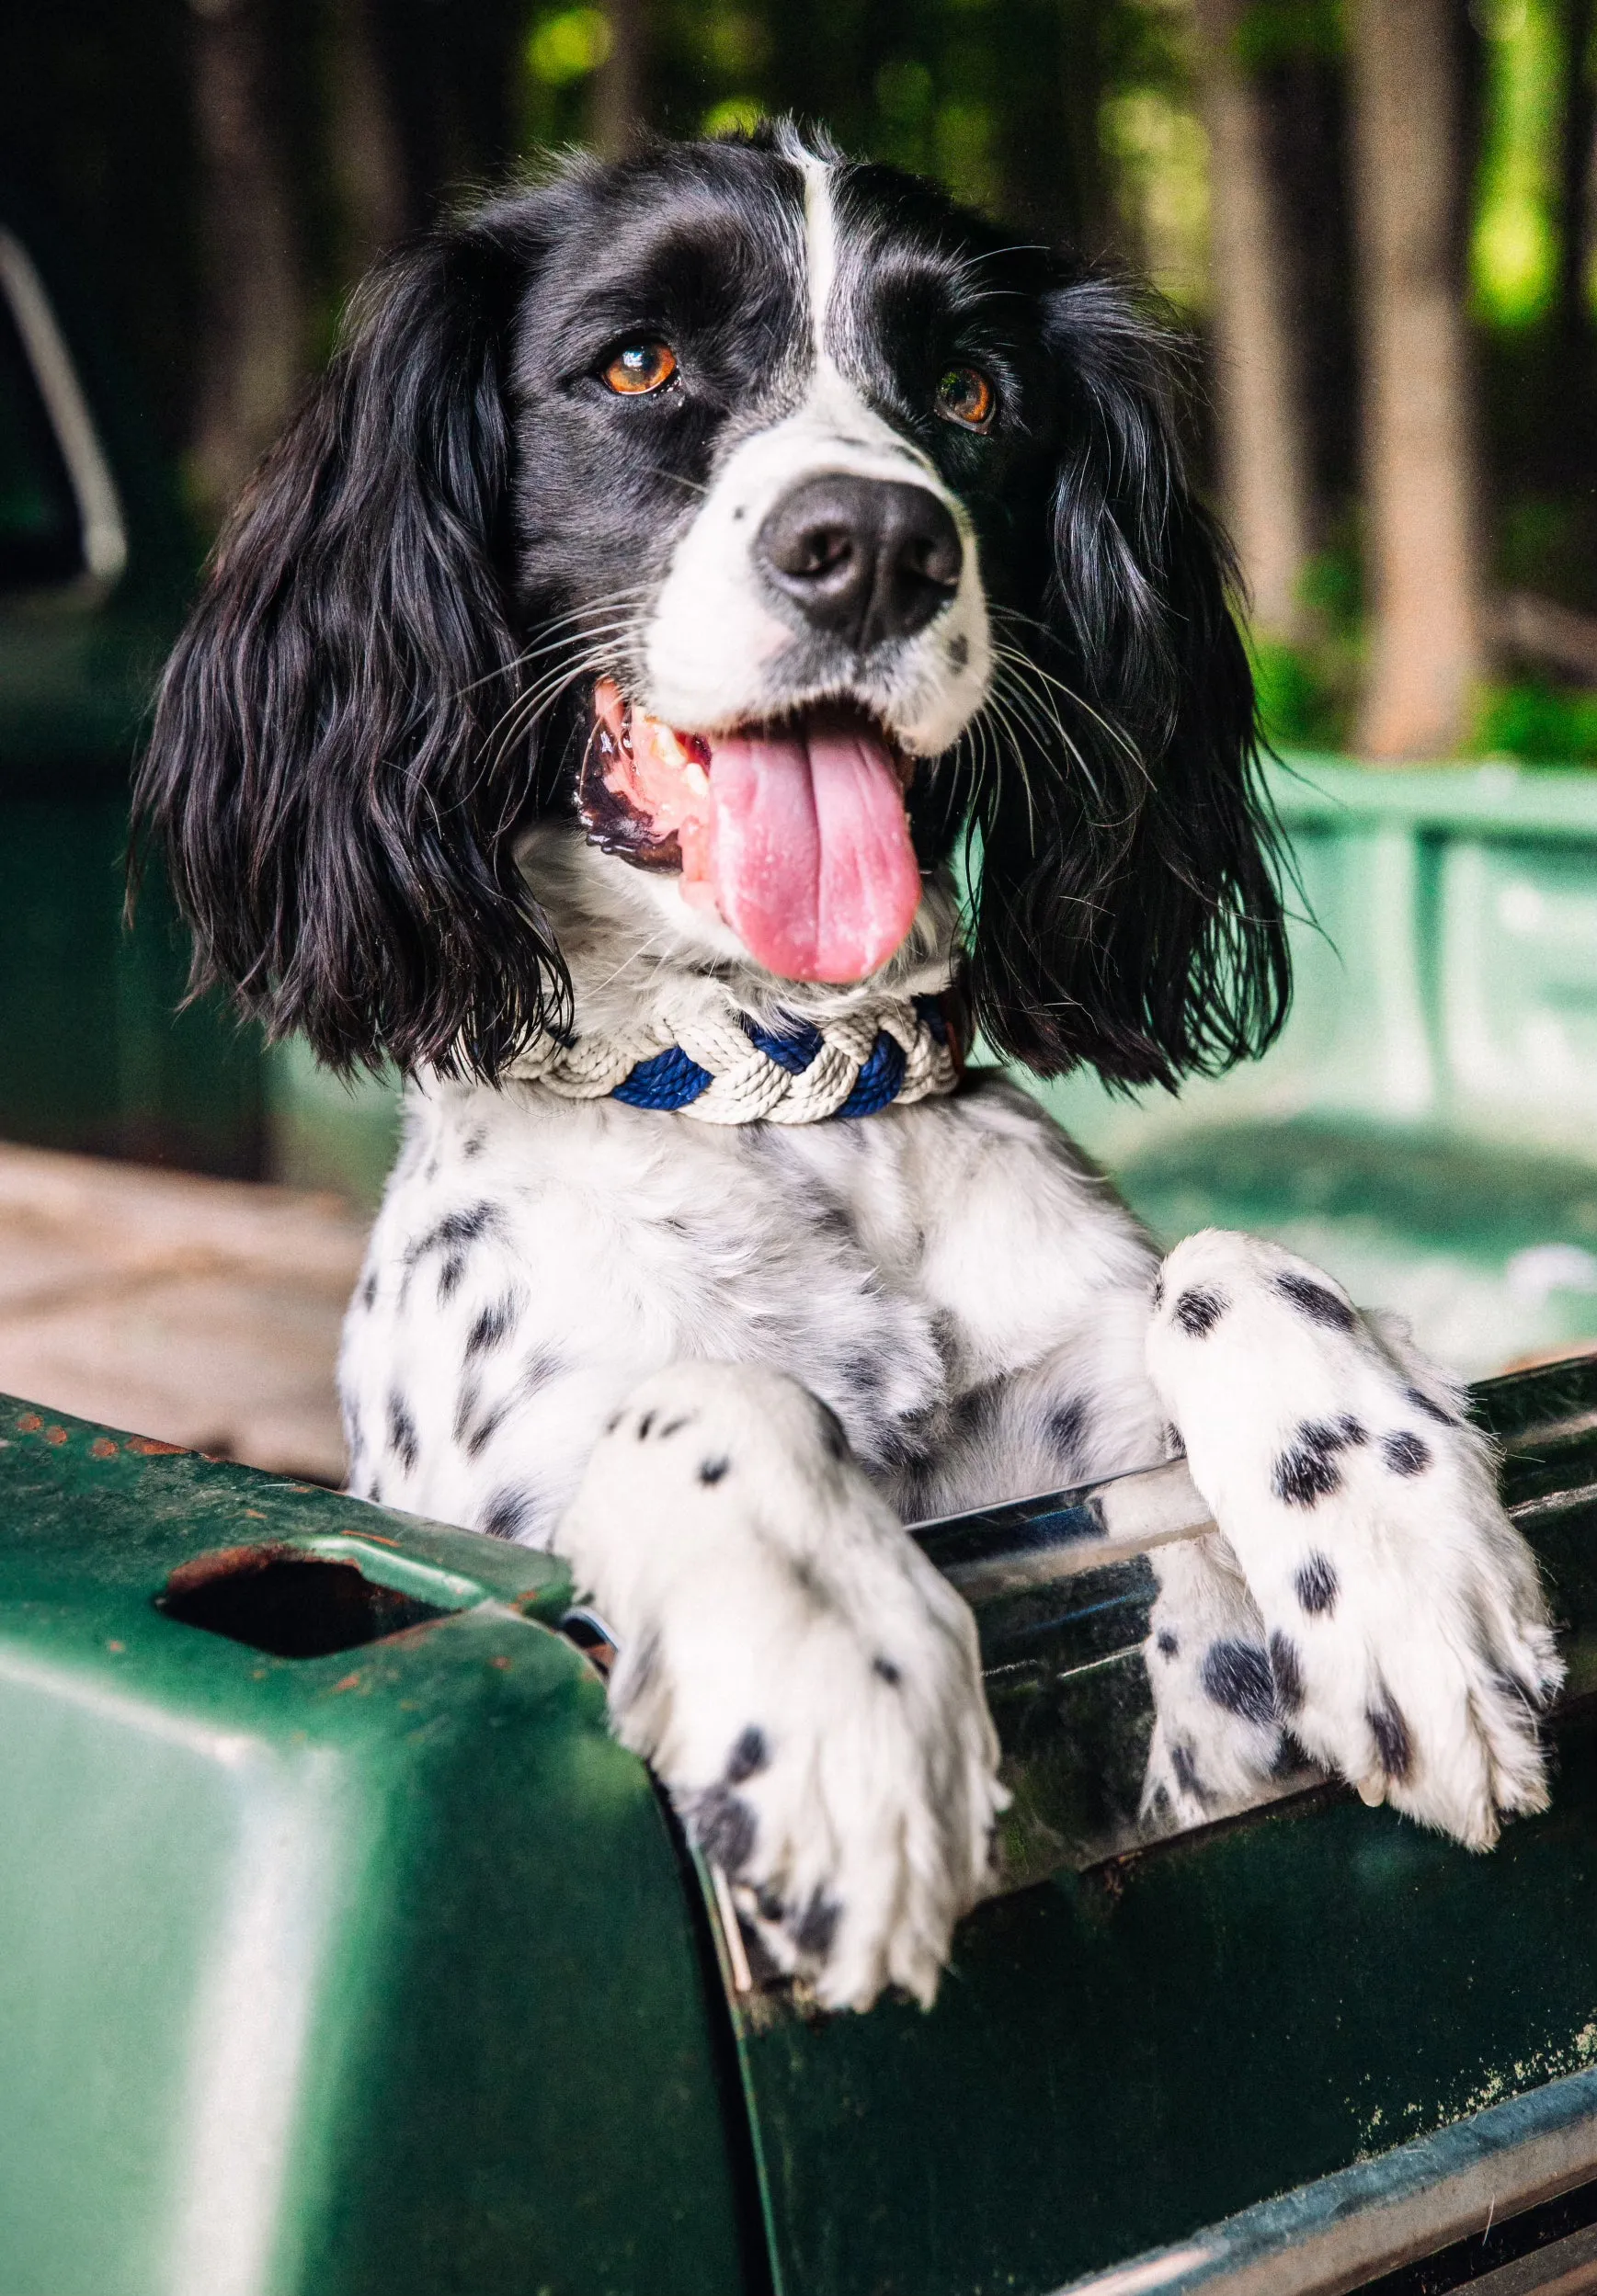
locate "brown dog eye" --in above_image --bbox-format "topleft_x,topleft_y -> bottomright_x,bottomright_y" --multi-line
603,341 -> 679,395
937,365 -> 995,430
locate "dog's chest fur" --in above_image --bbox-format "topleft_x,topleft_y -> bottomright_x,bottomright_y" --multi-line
339,1070 -> 1164,1541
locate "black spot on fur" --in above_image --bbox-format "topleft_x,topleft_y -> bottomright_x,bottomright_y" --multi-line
725,1726 -> 769,1783
1162,1422 -> 1186,1459
1404,1384 -> 1457,1428
1295,1552 -> 1339,1615
754,1883 -> 784,1924
438,1254 -> 465,1301
949,1380 -> 1002,1447
521,1348 -> 559,1393
1272,1415 -> 1367,1506
637,1411 -> 655,1439
873,1654 -> 903,1687
360,1270 -> 378,1312
405,1201 -> 498,1265
481,1485 -> 542,1542
603,1409 -> 622,1436
1157,1630 -> 1179,1659
465,1402 -> 508,1460
1173,1285 -> 1226,1336
692,1784 -> 757,1876
789,1555 -> 833,1612
465,1296 -> 518,1358
1275,1270 -> 1357,1332
386,1389 -> 418,1473
791,1888 -> 841,1959
462,1128 -> 485,1158
844,1351 -> 884,1400
699,1455 -> 729,1485
1151,1272 -> 1165,1311
1169,1740 -> 1209,1802
1383,1429 -> 1432,1477
658,1414 -> 694,1438
1048,1396 -> 1089,1466
1367,1689 -> 1412,1780
1269,1630 -> 1305,1711
1201,1638 -> 1277,1727
948,632 -> 969,670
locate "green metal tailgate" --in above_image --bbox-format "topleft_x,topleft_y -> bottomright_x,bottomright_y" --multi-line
0,1406 -> 751,2296
6,1358 -> 1597,2296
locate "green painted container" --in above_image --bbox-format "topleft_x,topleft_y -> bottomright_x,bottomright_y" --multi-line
5,1354 -> 1597,2296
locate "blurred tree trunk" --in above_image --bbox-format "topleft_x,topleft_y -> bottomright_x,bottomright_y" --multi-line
591,0 -> 648,157
188,0 -> 308,527
1349,0 -> 1484,759
330,0 -> 409,282
1193,0 -> 1314,643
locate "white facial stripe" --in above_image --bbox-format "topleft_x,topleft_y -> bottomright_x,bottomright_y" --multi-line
801,154 -> 837,366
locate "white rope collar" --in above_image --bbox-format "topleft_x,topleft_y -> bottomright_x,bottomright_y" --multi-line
502,983 -> 962,1124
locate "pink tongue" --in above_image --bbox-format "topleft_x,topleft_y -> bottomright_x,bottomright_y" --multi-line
709,725 -> 922,983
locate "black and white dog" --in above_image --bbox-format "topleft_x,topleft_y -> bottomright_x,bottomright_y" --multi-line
138,123 -> 1561,2013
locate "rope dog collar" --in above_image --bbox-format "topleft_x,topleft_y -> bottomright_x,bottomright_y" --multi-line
503,991 -> 961,1123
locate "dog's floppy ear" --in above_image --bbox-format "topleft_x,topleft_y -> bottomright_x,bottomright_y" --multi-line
963,273 -> 1290,1089
134,209 -> 566,1078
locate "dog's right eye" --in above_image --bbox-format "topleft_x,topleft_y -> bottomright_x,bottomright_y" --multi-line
601,340 -> 679,396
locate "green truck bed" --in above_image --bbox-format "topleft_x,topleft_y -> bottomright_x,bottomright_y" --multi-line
5,1354 -> 1597,2296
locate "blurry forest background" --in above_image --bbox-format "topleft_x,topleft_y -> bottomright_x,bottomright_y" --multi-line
7,0 -> 1597,765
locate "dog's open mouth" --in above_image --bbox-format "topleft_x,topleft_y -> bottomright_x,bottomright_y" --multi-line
579,677 -> 922,983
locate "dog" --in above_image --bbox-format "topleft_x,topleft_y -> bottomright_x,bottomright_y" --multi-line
136,122 -> 1562,2014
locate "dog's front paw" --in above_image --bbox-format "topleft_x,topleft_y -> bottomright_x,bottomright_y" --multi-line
1148,1232 -> 1564,1849
555,1360 -> 1007,2011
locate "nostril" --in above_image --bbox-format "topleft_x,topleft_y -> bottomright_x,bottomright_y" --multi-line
790,524 -> 854,579
890,496 -> 963,595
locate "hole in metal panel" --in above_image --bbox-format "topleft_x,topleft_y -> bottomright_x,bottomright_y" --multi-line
157,1544 -> 451,1659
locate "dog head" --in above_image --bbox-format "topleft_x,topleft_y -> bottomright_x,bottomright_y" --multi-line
137,122 -> 1287,1085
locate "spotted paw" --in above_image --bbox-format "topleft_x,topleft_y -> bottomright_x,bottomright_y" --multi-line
554,1359 -> 1008,2010
1147,1231 -> 1563,1849
1140,1531 -> 1287,1829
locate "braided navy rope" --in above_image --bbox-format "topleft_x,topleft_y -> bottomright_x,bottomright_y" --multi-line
610,996 -> 949,1119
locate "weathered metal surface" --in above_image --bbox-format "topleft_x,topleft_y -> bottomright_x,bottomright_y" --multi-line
1055,2061 -> 1597,2295
0,1402 -> 752,2296
716,1352 -> 1597,2296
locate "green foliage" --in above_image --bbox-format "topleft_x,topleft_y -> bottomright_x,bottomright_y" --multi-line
1249,540 -> 1364,753
1472,678 -> 1597,764
527,6 -> 614,85
1472,0 -> 1565,328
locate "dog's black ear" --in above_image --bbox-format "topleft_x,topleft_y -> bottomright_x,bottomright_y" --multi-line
963,273 -> 1290,1089
134,210 -> 566,1078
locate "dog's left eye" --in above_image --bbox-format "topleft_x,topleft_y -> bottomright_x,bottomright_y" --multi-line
602,340 -> 679,396
936,366 -> 996,430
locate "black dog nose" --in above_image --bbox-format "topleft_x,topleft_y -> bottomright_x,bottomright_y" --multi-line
756,474 -> 963,651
